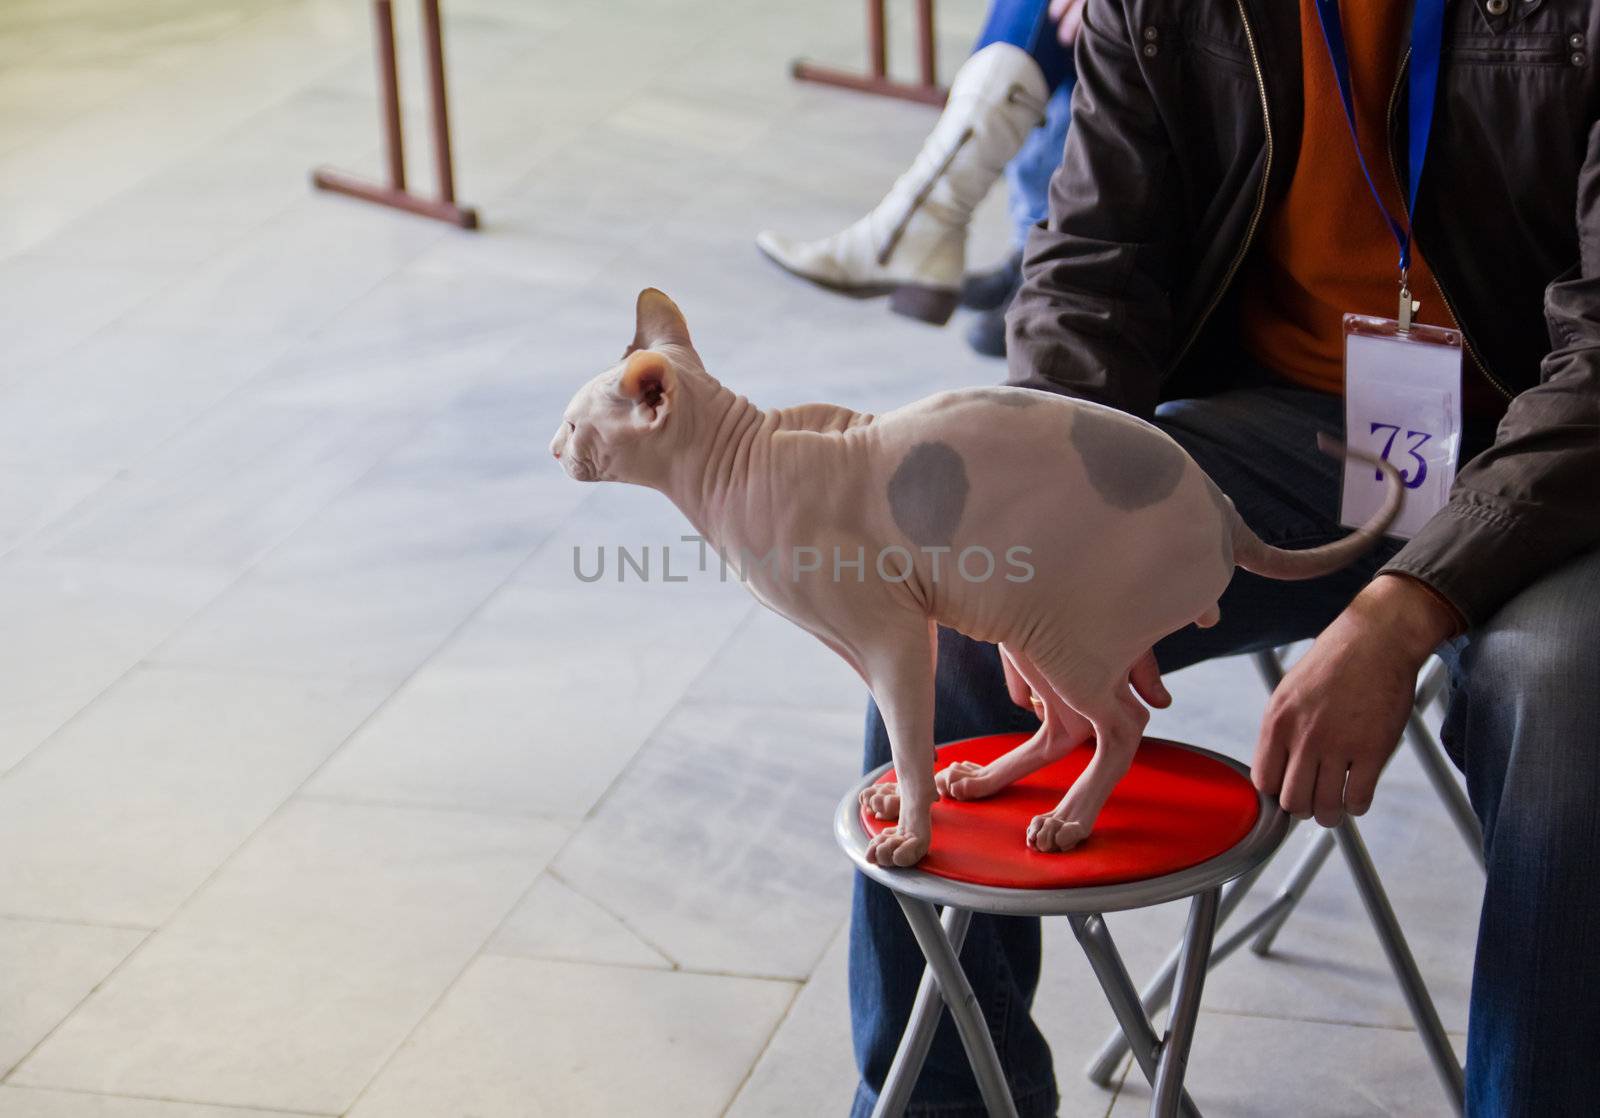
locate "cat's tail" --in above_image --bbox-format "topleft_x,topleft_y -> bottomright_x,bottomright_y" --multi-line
1229,434 -> 1404,582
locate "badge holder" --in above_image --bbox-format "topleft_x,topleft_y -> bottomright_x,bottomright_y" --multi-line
1311,0 -> 1458,540
1339,313 -> 1462,540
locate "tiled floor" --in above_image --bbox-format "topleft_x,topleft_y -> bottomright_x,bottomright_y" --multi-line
1,1 -> 1478,1115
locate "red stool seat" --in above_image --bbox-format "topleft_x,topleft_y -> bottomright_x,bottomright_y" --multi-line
861,733 -> 1260,890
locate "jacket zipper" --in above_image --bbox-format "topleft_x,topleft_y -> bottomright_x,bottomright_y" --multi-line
1385,46 -> 1513,399
1167,0 -> 1274,374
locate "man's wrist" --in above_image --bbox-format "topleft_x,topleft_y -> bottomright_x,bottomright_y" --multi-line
1349,573 -> 1462,664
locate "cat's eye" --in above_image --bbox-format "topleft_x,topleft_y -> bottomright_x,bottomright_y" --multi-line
566,420 -> 575,432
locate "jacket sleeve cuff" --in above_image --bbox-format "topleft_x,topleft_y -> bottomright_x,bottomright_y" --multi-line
1379,501 -> 1534,629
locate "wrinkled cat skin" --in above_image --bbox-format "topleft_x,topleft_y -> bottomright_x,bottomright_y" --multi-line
553,290 -> 1401,867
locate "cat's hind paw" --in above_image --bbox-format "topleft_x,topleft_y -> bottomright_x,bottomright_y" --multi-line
858,782 -> 901,821
866,825 -> 930,867
935,760 -> 1002,801
1027,813 -> 1089,853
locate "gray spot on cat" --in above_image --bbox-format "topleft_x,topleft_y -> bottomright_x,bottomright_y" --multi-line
1069,406 -> 1186,511
888,442 -> 968,547
1202,474 -> 1237,569
967,386 -> 1047,409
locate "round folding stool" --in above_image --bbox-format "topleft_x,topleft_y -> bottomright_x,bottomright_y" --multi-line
836,732 -> 1289,1118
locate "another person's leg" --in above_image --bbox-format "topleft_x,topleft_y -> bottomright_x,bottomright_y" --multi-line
966,79 -> 1075,358
1007,80 -> 1074,260
848,375 -> 1395,1115
757,2 -> 1067,325
973,0 -> 1074,91
1435,550 -> 1600,1116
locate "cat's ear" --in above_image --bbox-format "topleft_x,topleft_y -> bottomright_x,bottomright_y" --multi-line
616,349 -> 675,427
627,288 -> 693,355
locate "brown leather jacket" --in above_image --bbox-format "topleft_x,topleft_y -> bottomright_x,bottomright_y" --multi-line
1007,0 -> 1600,625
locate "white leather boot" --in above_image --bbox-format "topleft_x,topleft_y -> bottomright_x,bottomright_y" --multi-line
756,43 -> 1048,325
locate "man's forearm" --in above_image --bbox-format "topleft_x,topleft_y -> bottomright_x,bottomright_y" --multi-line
1349,571 -> 1463,667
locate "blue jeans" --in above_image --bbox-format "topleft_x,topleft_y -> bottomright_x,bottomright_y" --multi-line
849,379 -> 1600,1117
975,0 -> 1076,94
1007,83 -> 1074,250
978,0 -> 1078,254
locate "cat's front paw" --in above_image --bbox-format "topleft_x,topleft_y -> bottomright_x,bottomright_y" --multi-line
936,760 -> 1000,801
866,825 -> 930,867
858,781 -> 901,821
1027,813 -> 1089,853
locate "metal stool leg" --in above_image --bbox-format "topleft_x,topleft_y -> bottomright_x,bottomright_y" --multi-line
1335,820 -> 1465,1112
1085,847 -> 1283,1084
1091,816 -> 1462,1113
1070,913 -> 1202,1118
893,898 -> 1019,1118
1249,826 -> 1337,955
1404,702 -> 1485,866
1247,647 -> 1482,955
1088,645 -> 1473,1105
1415,658 -> 1446,712
1250,646 -> 1290,693
1151,888 -> 1221,1118
1084,818 -> 1379,1083
873,905 -> 973,1118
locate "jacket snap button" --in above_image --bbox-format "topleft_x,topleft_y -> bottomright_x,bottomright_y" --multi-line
1142,42 -> 1158,57
1142,26 -> 1158,41
1570,33 -> 1585,48
1485,0 -> 1507,13
1572,50 -> 1588,66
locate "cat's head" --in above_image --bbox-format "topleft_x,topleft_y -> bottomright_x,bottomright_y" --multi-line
551,288 -> 704,484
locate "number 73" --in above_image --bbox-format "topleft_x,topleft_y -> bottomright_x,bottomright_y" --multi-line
1369,423 -> 1430,490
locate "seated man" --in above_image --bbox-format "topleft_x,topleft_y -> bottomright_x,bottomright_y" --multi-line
849,0 -> 1600,1116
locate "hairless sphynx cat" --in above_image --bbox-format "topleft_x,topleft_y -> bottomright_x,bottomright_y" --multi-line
552,290 -> 1402,867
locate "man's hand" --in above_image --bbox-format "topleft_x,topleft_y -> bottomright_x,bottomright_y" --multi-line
1254,574 -> 1460,826
1049,0 -> 1088,46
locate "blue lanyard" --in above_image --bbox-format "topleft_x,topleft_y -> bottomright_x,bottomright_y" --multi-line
1311,0 -> 1447,282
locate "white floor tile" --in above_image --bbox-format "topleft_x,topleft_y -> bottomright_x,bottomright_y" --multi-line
131,200 -> 442,340
683,604 -> 865,713
0,4 -> 359,257
0,465 -> 113,556
551,701 -> 863,980
0,1085 -> 302,1118
241,327 -> 524,419
0,327 -> 292,472
303,573 -> 751,817
0,558 -> 233,773
0,668 -> 390,926
345,954 -> 796,1118
0,918 -> 146,1078
28,397 -> 417,569
725,925 -> 858,1118
0,257 -> 182,378
13,800 -> 568,1115
488,873 -> 672,970
149,553 -> 518,683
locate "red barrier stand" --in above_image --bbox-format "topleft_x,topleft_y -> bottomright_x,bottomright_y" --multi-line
312,0 -> 479,229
